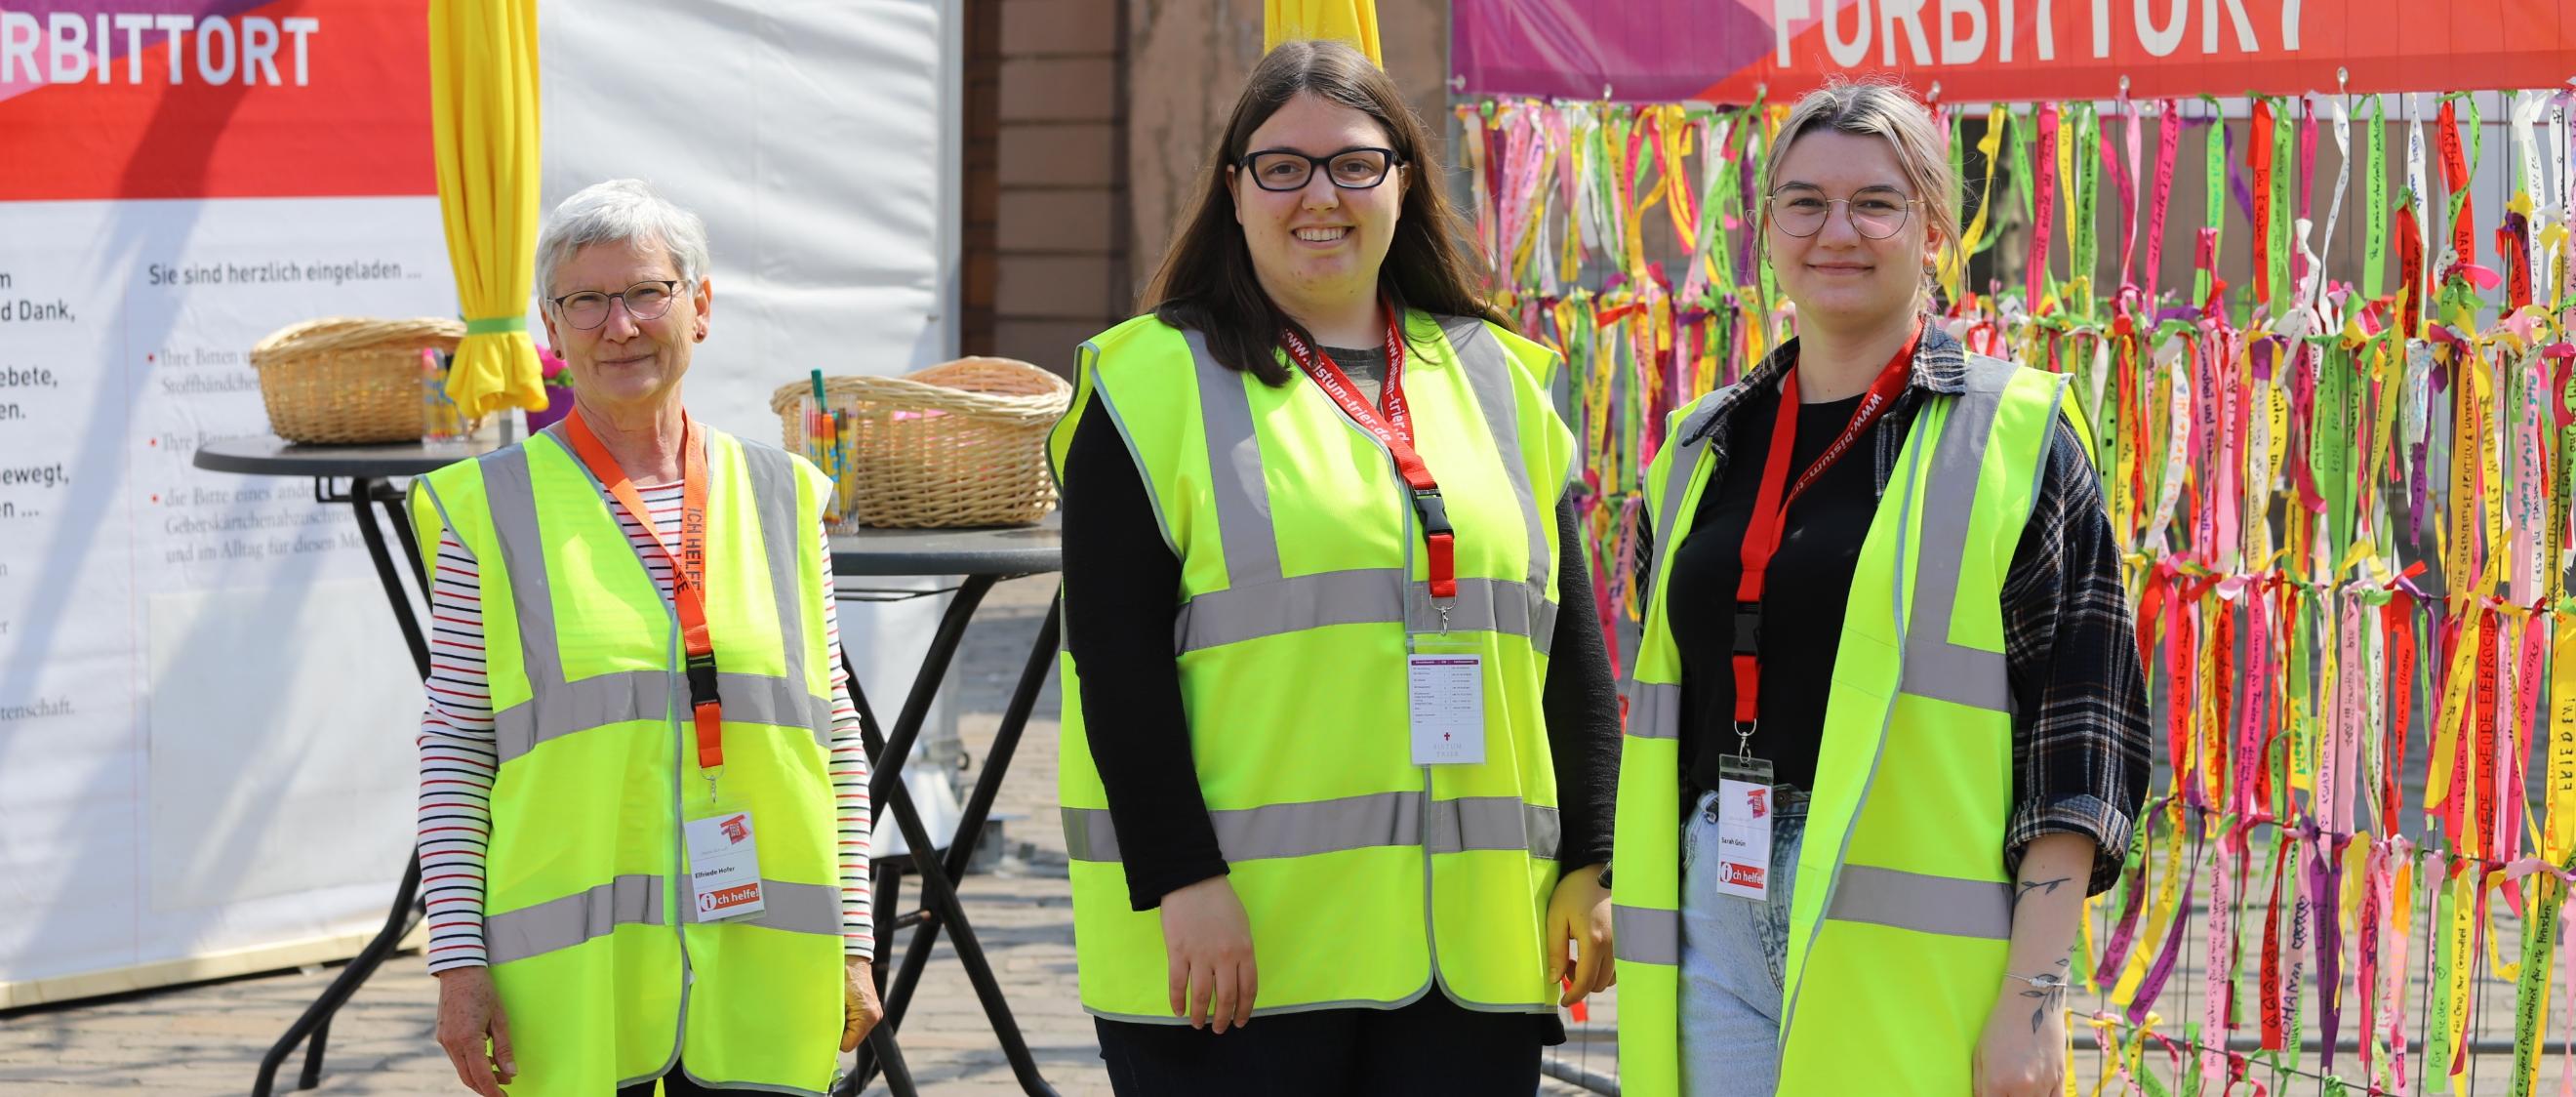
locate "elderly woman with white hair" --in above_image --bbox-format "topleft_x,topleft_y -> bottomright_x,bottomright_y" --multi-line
410,178 -> 882,1097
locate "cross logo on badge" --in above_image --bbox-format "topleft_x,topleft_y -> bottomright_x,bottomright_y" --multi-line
719,814 -> 748,843
1747,788 -> 1768,819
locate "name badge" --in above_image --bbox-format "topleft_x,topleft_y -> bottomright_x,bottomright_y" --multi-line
1712,754 -> 1775,903
1406,642 -> 1484,766
683,810 -> 767,921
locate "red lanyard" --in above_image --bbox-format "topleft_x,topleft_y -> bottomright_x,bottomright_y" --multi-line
563,407 -> 726,770
1730,323 -> 1920,736
1280,308 -> 1459,600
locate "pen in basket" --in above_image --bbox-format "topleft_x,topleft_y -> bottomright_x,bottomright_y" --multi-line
805,369 -> 833,501
833,408 -> 856,519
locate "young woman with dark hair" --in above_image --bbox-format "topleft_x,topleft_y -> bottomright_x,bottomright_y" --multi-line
1048,38 -> 1622,1096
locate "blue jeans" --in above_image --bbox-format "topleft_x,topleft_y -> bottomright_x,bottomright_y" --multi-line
1678,785 -> 1808,1097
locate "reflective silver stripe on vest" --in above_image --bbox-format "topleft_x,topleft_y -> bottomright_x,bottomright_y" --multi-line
486,874 -> 843,964
1823,864 -> 2011,940
486,874 -> 664,964
1647,399 -> 1722,601
1611,904 -> 1681,965
1173,570 -> 1557,655
482,446 -> 568,691
681,878 -> 844,936
1062,792 -> 1559,864
1625,680 -> 1682,740
491,670 -> 833,765
480,437 -> 832,765
742,443 -> 815,728
1438,316 -> 1551,588
1188,330 -> 1283,587
1427,796 -> 1561,856
1894,358 -> 2016,714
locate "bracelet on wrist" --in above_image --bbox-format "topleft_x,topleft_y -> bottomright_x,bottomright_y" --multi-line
2003,971 -> 2069,992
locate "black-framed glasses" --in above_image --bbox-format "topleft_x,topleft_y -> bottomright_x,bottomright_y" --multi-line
548,279 -> 684,330
1238,146 -> 1402,192
1766,187 -> 1920,239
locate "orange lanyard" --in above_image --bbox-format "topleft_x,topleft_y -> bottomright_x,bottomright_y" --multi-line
563,408 -> 725,770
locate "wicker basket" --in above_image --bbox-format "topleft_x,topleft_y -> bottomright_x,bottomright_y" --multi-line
250,317 -> 465,444
771,357 -> 1071,529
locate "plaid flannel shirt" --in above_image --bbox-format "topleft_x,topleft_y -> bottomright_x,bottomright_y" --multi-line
1654,324 -> 2151,893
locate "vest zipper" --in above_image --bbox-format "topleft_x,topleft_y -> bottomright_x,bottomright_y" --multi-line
664,602 -> 699,1056
1316,358 -> 1454,1009
1398,456 -> 1447,998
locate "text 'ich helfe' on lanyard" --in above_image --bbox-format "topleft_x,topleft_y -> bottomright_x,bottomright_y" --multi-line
564,407 -> 727,773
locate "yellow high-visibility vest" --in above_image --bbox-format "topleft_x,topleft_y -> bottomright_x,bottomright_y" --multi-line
412,426 -> 844,1095
1612,343 -> 2068,1094
1049,309 -> 1578,1020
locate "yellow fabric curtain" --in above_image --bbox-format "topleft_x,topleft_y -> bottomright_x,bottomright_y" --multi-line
1265,0 -> 1381,65
429,0 -> 543,419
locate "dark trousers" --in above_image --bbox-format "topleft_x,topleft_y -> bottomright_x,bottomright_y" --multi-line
616,1062 -> 729,1096
1094,993 -> 1546,1096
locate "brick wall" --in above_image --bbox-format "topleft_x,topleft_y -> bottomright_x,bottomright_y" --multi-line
1124,0 -> 1451,302
969,0 -> 1456,376
986,0 -> 1129,375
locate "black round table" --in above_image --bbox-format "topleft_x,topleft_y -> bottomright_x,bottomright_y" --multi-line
195,437 -> 500,1096
197,436 -> 1065,1097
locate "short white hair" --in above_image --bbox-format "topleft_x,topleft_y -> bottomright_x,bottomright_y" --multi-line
535,179 -> 711,301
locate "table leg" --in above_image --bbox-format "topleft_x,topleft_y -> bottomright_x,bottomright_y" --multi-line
865,1022 -> 920,1096
252,477 -> 432,1095
841,867 -> 916,1097
865,727 -> 1060,1097
841,586 -> 1062,1097
878,601 -> 1060,1030
347,476 -> 431,676
252,853 -> 423,1096
863,575 -> 995,811
939,598 -> 1057,885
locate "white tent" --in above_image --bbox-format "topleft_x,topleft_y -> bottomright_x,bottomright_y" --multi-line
0,0 -> 960,1003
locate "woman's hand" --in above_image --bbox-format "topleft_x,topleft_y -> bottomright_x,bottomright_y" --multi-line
1158,874 -> 1257,1033
1971,981 -> 2068,1097
1546,863 -> 1616,1005
842,957 -> 886,1052
434,966 -> 515,1097
1976,833 -> 2093,1097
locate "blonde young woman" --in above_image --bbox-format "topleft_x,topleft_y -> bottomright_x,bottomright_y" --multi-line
1610,82 -> 2150,1096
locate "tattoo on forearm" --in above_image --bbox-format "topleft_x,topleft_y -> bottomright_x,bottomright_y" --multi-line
2015,876 -> 2071,909
2020,983 -> 2064,1033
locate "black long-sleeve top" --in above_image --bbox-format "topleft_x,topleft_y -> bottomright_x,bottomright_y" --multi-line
1059,348 -> 1621,913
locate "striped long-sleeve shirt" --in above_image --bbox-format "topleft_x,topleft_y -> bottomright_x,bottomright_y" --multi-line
418,479 -> 873,972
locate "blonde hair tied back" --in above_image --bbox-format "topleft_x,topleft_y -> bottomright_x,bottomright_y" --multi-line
1760,79 -> 1964,313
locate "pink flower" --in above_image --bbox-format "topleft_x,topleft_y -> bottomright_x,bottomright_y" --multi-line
539,347 -> 572,387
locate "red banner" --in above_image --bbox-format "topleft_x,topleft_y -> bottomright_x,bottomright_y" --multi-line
0,0 -> 432,201
1456,0 -> 2576,103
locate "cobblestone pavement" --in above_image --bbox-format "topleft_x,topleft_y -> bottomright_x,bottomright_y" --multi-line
0,574 -> 2555,1092
0,576 -> 1592,1095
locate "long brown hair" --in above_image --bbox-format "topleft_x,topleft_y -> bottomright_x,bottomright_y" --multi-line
1142,39 -> 1502,386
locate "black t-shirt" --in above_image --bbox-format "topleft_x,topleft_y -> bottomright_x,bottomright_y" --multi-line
1667,387 -> 1879,798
